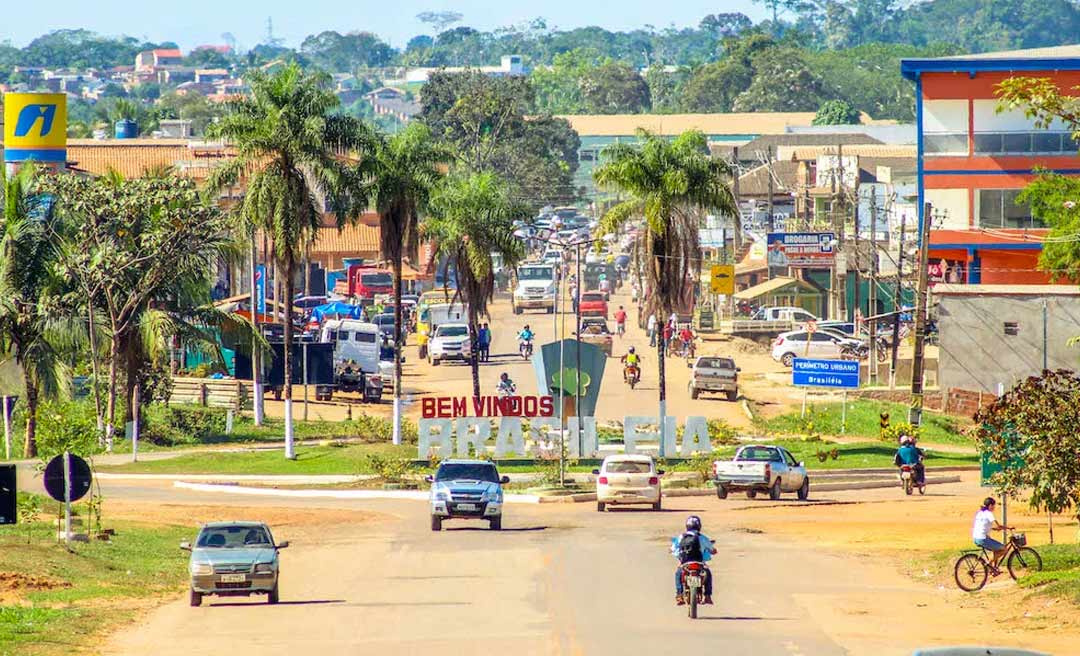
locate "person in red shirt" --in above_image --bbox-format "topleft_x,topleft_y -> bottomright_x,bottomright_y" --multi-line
678,325 -> 695,357
662,321 -> 674,353
614,305 -> 627,336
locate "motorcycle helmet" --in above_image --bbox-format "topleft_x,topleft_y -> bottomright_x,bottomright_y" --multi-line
628,346 -> 635,353
685,515 -> 702,532
899,435 -> 912,445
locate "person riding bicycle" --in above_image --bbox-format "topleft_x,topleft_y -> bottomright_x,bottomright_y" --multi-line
671,515 -> 717,605
497,372 -> 516,397
620,346 -> 641,382
614,305 -> 627,336
893,434 -> 925,486
973,497 -> 1014,574
678,325 -> 695,356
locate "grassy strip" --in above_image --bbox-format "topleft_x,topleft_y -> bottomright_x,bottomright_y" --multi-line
0,495 -> 191,656
1016,544 -> 1080,604
100,438 -> 977,477
756,399 -> 973,446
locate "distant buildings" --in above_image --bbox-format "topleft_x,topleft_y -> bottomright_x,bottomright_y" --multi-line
402,55 -> 526,84
135,48 -> 183,71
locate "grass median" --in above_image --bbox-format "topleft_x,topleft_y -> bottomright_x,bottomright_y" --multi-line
757,399 -> 974,446
0,495 -> 190,656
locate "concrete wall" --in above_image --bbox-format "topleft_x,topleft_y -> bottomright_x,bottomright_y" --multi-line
938,293 -> 1080,393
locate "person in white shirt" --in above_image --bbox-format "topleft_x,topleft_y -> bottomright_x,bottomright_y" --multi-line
647,313 -> 657,347
972,497 -> 1012,572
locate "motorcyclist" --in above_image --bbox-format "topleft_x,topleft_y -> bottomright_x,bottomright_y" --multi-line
620,346 -> 641,382
894,434 -> 926,486
517,325 -> 535,356
671,515 -> 717,605
497,372 -> 516,396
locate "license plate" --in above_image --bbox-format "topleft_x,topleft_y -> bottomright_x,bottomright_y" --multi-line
456,503 -> 477,511
685,575 -> 702,587
219,574 -> 247,583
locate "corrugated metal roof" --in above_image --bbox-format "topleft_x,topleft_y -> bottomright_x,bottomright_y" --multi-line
310,223 -> 381,256
780,144 -> 917,161
936,45 -> 1080,61
934,284 -> 1080,296
558,113 -> 820,137
61,139 -> 236,179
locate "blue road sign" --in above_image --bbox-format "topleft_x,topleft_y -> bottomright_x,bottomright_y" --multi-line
255,264 -> 266,315
792,358 -> 860,389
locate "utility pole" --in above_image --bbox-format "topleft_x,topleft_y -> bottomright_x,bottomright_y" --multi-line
868,192 -> 878,385
766,145 -> 774,233
908,202 -> 934,426
890,210 -> 907,388
731,147 -> 742,262
575,242 -> 583,449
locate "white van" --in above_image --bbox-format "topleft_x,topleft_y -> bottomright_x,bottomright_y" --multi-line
513,263 -> 556,314
751,306 -> 819,323
320,319 -> 383,401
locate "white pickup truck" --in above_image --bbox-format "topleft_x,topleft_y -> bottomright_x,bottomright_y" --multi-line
712,445 -> 809,501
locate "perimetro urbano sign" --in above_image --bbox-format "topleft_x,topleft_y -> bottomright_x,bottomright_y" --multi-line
418,394 -> 715,459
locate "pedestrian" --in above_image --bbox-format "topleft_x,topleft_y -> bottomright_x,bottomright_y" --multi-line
571,285 -> 579,313
478,323 -> 491,362
662,320 -> 674,354
614,305 -> 627,337
647,312 -> 657,347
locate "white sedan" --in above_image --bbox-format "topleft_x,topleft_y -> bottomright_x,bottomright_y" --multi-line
593,454 -> 663,512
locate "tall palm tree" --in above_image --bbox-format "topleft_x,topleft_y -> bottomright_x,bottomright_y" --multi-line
208,62 -> 369,459
424,173 -> 526,397
0,165 -> 69,458
593,129 -> 737,456
358,122 -> 452,445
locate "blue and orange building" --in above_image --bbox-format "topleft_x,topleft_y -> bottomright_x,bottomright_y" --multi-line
901,46 -> 1080,284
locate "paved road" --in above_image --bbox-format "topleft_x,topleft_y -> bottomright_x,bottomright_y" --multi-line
102,479 -> 935,656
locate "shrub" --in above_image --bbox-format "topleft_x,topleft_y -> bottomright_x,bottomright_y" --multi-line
35,400 -> 103,462
363,454 -> 411,483
707,419 -> 739,445
882,421 -> 920,444
141,405 -> 226,446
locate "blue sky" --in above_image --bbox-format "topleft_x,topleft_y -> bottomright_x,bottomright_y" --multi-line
2,0 -> 768,50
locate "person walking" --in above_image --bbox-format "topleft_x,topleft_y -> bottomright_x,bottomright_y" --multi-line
614,305 -> 627,337
478,323 -> 491,362
647,312 -> 657,347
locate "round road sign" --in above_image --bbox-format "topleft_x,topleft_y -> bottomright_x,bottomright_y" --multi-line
806,320 -> 817,334
43,453 -> 92,503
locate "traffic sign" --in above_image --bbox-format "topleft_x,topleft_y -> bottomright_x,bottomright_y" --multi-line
709,264 -> 735,295
43,453 -> 92,502
806,320 -> 817,334
792,358 -> 860,389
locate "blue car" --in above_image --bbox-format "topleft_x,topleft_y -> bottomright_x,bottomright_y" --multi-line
427,459 -> 509,531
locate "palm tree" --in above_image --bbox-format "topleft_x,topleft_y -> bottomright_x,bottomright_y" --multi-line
358,122 -> 452,445
424,173 -> 526,397
208,62 -> 369,459
593,129 -> 737,456
0,165 -> 69,458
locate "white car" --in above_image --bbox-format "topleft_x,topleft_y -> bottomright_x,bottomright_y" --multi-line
593,454 -> 663,512
428,323 -> 471,366
771,329 -> 850,367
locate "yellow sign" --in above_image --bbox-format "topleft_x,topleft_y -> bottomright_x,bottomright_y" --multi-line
709,264 -> 735,294
3,93 -> 67,163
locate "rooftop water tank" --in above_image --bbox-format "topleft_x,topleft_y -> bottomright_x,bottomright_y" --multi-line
114,119 -> 138,139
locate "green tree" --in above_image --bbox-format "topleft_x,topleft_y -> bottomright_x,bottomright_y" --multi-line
0,166 -> 70,458
300,31 -> 396,72
358,122 -> 452,444
680,34 -> 775,113
530,48 -> 600,114
733,47 -> 832,112
593,130 -> 737,456
156,92 -> 226,136
975,371 -> 1080,528
208,63 -> 369,458
699,13 -> 753,37
186,48 -> 230,69
813,99 -> 861,125
424,173 -> 526,397
644,66 -> 690,114
581,61 -> 651,114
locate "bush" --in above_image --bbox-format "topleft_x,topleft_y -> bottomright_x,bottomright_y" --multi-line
707,419 -> 739,445
882,421 -> 920,444
141,405 -> 227,446
35,400 -> 103,462
363,454 -> 412,483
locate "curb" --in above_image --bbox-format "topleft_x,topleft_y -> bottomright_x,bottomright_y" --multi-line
98,473 -> 367,484
171,480 -> 542,504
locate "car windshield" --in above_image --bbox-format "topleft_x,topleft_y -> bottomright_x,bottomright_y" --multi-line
605,460 -> 652,474
699,358 -> 735,369
518,267 -> 553,280
196,525 -> 271,548
374,315 -> 394,326
582,293 -> 605,301
737,447 -> 782,462
361,273 -> 392,286
436,463 -> 500,483
437,326 -> 468,337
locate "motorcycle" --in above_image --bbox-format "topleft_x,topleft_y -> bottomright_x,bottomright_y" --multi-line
840,343 -> 869,361
497,382 -> 517,398
519,339 -> 534,360
624,363 -> 640,389
899,464 -> 925,495
679,562 -> 709,619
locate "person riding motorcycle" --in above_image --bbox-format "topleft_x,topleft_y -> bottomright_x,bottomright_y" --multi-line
620,346 -> 641,382
497,372 -> 517,397
893,435 -> 926,486
671,515 -> 717,605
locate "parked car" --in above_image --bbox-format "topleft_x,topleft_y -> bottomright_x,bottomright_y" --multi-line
428,322 -> 471,366
688,356 -> 740,401
372,313 -> 405,345
712,445 -> 809,501
182,521 -> 289,607
593,454 -> 663,512
751,306 -> 819,323
578,291 -> 609,318
427,459 -> 510,530
771,329 -> 850,367
579,317 -> 613,356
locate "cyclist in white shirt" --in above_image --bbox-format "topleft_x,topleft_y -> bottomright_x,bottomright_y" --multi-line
972,497 -> 1013,573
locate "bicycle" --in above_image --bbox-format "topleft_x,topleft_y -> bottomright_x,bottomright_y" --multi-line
954,531 -> 1042,592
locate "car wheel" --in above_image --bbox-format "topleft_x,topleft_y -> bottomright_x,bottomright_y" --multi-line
769,478 -> 782,500
690,386 -> 699,400
189,589 -> 202,607
489,516 -> 502,530
726,390 -> 738,402
717,485 -> 728,500
419,345 -> 427,359
431,515 -> 442,531
597,502 -> 606,512
268,583 -> 279,604
432,357 -> 440,366
797,478 -> 810,501
746,490 -> 757,500
652,499 -> 662,511
781,353 -> 795,367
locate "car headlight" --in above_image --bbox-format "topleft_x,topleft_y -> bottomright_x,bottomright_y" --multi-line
483,491 -> 502,503
192,562 -> 213,576
434,491 -> 449,501
254,563 -> 274,574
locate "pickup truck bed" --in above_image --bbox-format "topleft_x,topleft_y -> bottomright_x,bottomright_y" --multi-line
712,445 -> 809,501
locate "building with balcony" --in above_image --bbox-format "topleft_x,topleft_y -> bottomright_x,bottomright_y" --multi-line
901,46 -> 1080,285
